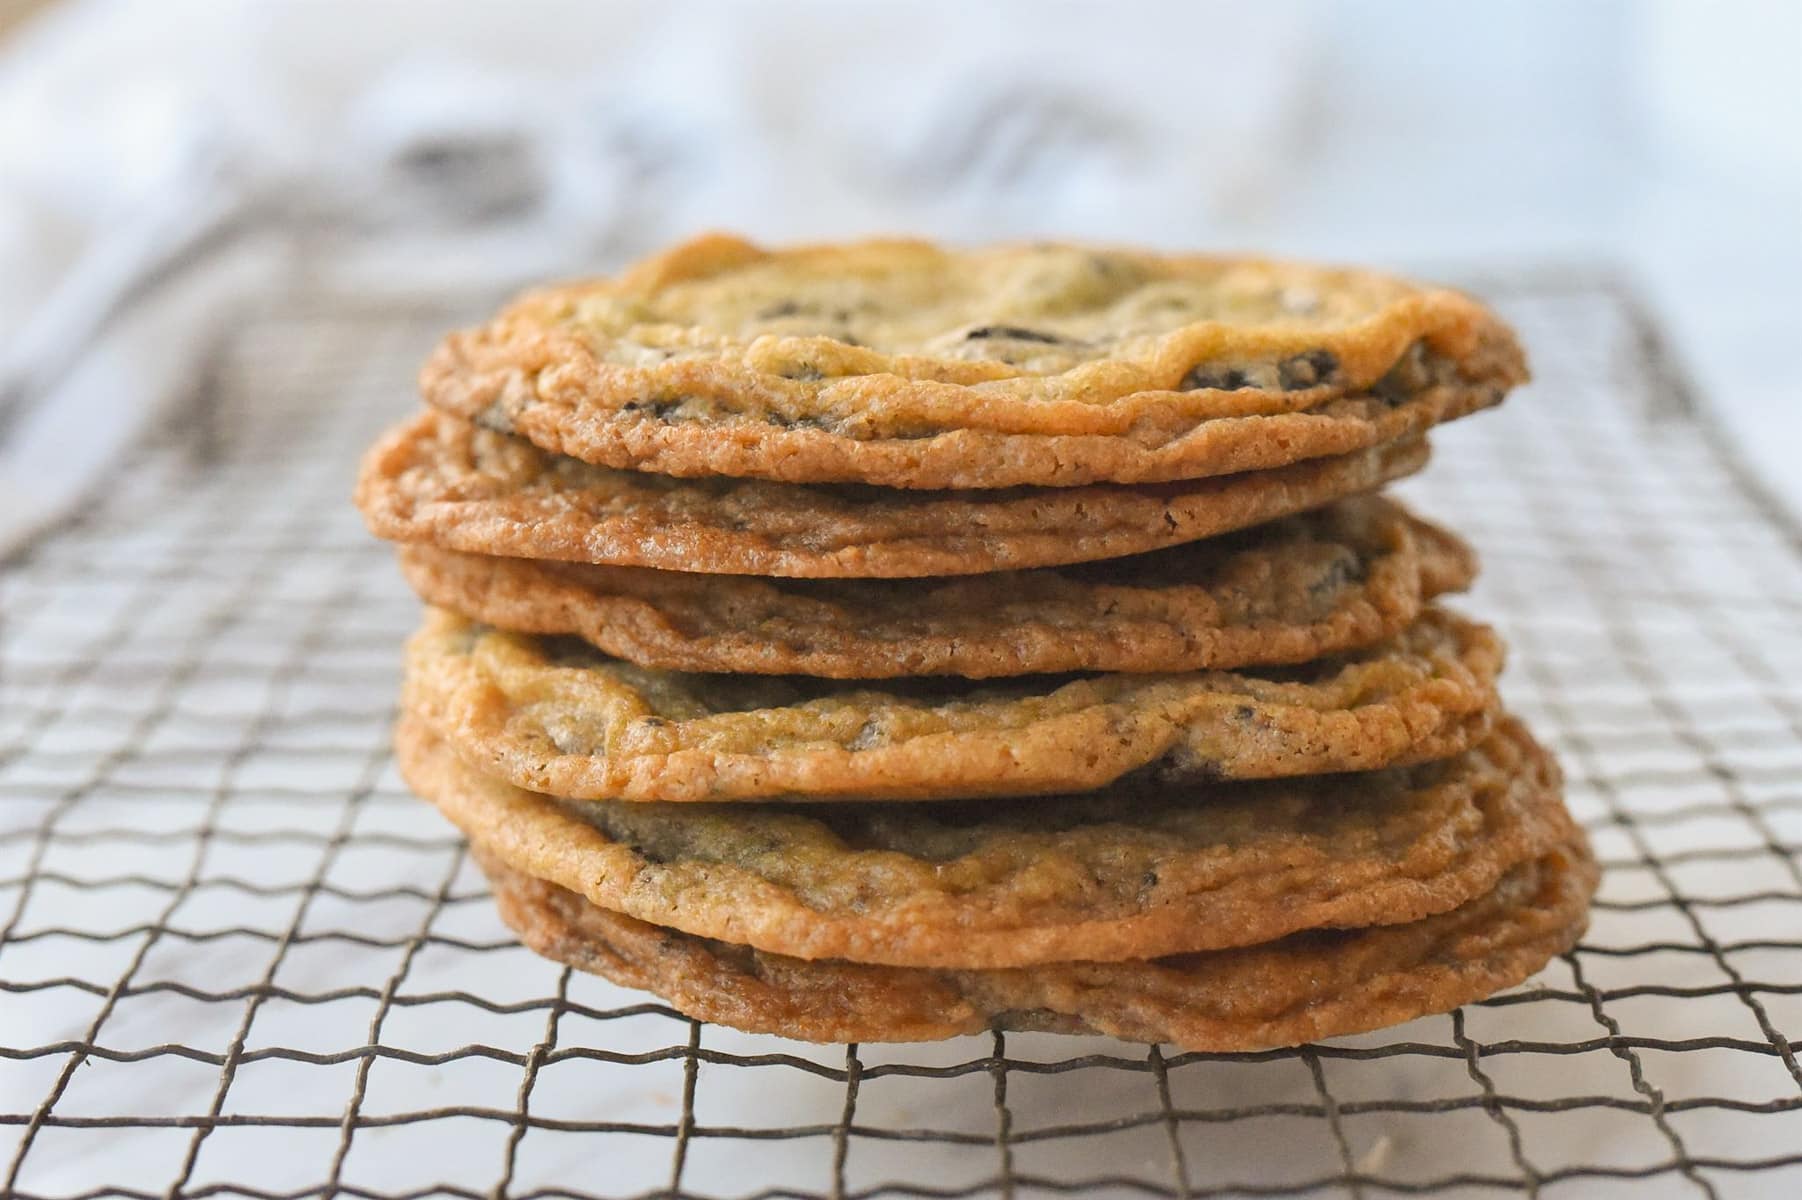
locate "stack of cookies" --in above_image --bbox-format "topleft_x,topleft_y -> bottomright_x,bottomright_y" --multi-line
355,235 -> 1596,1050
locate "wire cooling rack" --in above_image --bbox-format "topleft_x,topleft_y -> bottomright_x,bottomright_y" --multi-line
0,271 -> 1799,1200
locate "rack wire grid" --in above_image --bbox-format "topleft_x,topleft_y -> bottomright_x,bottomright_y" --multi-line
0,267 -> 1798,1200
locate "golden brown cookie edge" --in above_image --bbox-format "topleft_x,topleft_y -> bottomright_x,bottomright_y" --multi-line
393,496 -> 1478,678
475,834 -> 1594,1050
395,714 -> 1580,968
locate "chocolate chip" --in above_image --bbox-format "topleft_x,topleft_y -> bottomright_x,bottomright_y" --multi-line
1181,365 -> 1254,391
1374,342 -> 1433,405
1279,349 -> 1339,390
965,325 -> 1063,344
766,411 -> 836,431
623,398 -> 682,418
626,838 -> 672,865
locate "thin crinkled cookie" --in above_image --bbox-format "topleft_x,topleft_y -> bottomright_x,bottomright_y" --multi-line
477,840 -> 1595,1048
395,495 -> 1476,679
403,606 -> 1502,802
396,714 -> 1577,967
355,411 -> 1429,578
422,234 -> 1526,489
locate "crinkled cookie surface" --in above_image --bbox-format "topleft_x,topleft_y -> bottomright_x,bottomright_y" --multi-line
424,234 -> 1525,488
396,495 -> 1475,678
356,411 -> 1429,578
403,606 -> 1502,802
400,715 -> 1575,968
480,842 -> 1592,1048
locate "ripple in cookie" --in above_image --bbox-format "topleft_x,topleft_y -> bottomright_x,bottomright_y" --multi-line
397,715 -> 1576,969
473,839 -> 1593,1049
394,495 -> 1475,679
422,234 -> 1525,489
355,411 -> 1429,578
403,606 -> 1503,802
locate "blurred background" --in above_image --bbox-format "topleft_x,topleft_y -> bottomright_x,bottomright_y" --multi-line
0,0 -> 1797,552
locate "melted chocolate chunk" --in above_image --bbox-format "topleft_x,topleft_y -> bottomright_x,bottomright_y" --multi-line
965,325 -> 1064,344
1279,349 -> 1340,390
766,411 -> 836,431
1372,343 -> 1439,406
1180,366 -> 1255,391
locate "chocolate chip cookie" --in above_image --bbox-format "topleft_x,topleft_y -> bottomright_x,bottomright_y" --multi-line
423,234 -> 1525,489
477,840 -> 1593,1049
356,411 -> 1428,578
399,715 -> 1574,968
403,606 -> 1501,802
395,495 -> 1474,678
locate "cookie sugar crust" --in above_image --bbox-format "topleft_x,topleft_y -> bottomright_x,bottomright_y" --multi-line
423,234 -> 1525,489
397,715 -> 1576,969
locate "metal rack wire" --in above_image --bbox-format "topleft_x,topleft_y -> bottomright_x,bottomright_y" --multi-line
0,272 -> 1798,1199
